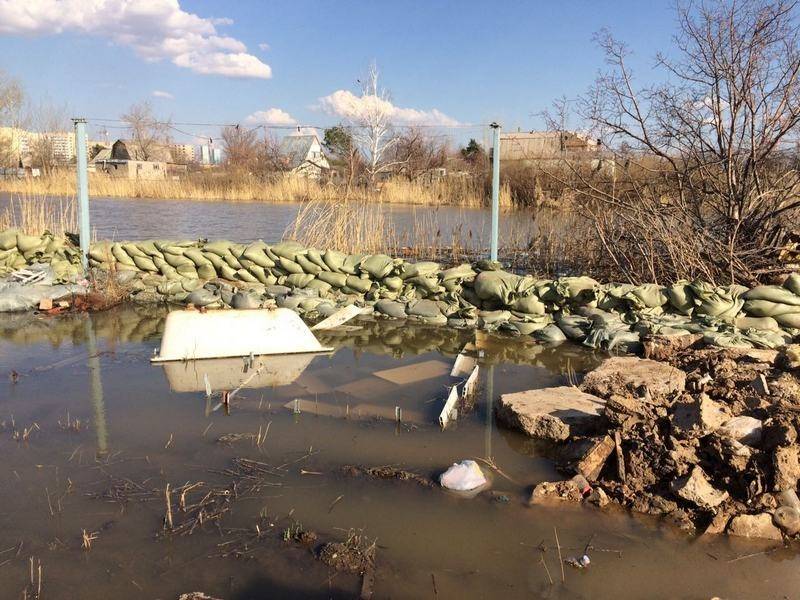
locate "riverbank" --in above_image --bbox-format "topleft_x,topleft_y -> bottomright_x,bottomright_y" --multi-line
0,171 -> 510,207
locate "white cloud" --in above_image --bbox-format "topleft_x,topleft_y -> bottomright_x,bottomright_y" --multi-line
318,89 -> 460,127
245,107 -> 297,126
0,0 -> 272,79
152,90 -> 174,99
258,42 -> 270,51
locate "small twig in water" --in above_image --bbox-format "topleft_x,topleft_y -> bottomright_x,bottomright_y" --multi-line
554,527 -> 565,583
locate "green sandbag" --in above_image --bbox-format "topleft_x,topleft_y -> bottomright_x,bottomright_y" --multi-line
512,319 -> 552,335
180,248 -> 211,268
341,254 -> 364,275
742,299 -> 800,317
202,253 -> 225,271
270,241 -> 306,261
305,278 -> 332,295
441,263 -> 477,282
375,299 -> 407,318
400,261 -> 440,280
382,276 -> 403,292
163,252 -> 193,268
345,275 -> 373,294
361,254 -> 396,279
690,281 -> 743,320
286,273 -> 315,288
278,256 -> 304,275
306,248 -> 329,271
16,233 -> 43,253
242,241 -> 276,268
667,281 -> 695,315
223,252 -> 243,270
556,314 -> 592,340
296,254 -> 322,275
406,275 -> 442,294
177,263 -> 198,278
218,264 -> 238,281
774,312 -> 800,328
197,264 -> 217,280
89,241 -> 113,263
323,249 -> 347,272
624,283 -> 668,309
135,240 -> 162,257
111,244 -> 136,266
132,255 -> 158,272
0,229 -> 18,251
734,316 -> 781,331
441,279 -> 462,293
512,295 -> 546,315
555,276 -> 599,300
236,268 -> 258,283
534,324 -> 567,343
121,242 -> 147,258
407,299 -> 442,318
743,285 -> 800,306
785,273 -> 800,296
479,310 -> 512,325
703,330 -> 753,349
203,240 -> 233,257
473,270 -> 520,304
318,271 -> 348,288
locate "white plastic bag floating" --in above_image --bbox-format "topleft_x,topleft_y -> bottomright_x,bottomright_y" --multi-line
439,460 -> 488,491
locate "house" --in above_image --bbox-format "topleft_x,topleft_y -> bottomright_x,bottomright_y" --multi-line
498,131 -> 600,162
90,139 -> 166,180
278,134 -> 330,179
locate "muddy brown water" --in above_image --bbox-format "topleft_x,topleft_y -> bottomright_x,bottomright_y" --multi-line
0,306 -> 797,599
0,193 -> 536,249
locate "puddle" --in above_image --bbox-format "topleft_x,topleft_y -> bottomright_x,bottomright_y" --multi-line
0,306 -> 797,599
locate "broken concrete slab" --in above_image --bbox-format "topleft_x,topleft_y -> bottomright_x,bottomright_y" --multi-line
529,480 -> 583,504
670,466 -> 729,509
772,445 -> 800,492
373,359 -> 450,385
572,435 -> 615,481
717,416 -> 763,446
643,333 -> 703,362
727,513 -> 783,541
580,356 -> 686,399
497,386 -> 606,441
670,394 -> 732,438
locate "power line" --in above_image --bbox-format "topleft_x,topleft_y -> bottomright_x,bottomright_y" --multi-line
84,117 -> 491,131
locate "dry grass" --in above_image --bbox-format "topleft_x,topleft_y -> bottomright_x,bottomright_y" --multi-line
0,170 -> 503,206
0,193 -> 77,237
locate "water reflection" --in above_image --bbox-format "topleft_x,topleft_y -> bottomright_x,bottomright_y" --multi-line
84,316 -> 108,455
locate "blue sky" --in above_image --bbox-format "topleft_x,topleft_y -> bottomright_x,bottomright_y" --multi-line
0,1 -> 677,144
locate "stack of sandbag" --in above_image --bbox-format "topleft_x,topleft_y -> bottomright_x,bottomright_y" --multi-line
741,274 -> 800,330
0,229 -> 82,281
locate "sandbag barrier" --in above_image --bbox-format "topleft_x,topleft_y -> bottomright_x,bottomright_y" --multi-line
1,230 -> 799,350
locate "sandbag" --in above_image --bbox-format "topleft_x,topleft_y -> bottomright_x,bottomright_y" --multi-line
132,255 -> 158,272
0,229 -> 18,251
278,256 -> 304,275
241,242 -> 276,268
400,261 -> 440,280
296,254 -> 322,275
742,299 -> 800,317
784,273 -> 800,296
317,271 -> 348,288
345,275 -> 373,294
304,278 -> 332,295
743,285 -> 800,306
285,273 -> 314,288
407,299 -> 442,318
473,270 -> 520,305
203,241 -> 233,257
774,312 -> 800,329
322,249 -> 347,272
361,254 -> 396,279
511,295 -> 546,315
111,244 -> 135,266
375,299 -> 408,318
270,241 -> 306,261
533,324 -> 567,343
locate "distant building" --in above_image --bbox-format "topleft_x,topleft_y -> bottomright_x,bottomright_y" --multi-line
90,139 -> 166,180
198,144 -> 222,166
170,143 -> 196,164
0,127 -> 87,166
278,134 -> 330,179
498,131 -> 600,162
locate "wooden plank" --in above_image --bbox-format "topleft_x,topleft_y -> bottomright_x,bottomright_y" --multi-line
450,352 -> 477,378
439,384 -> 460,429
311,304 -> 363,331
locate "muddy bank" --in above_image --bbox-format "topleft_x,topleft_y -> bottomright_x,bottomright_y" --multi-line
502,339 -> 800,541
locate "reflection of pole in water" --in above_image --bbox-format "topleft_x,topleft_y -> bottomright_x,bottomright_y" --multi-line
485,364 -> 494,460
84,316 -> 108,455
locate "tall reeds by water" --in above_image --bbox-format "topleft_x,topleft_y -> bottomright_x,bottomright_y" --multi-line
0,171 -> 512,207
0,193 -> 76,237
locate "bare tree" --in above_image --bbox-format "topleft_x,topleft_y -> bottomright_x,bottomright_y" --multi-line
121,101 -> 171,161
392,128 -> 448,180
560,0 -> 800,284
0,70 -> 24,168
28,99 -> 69,174
348,63 -> 402,183
221,125 -> 259,172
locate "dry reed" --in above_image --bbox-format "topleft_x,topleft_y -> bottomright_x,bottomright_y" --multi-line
0,193 -> 77,237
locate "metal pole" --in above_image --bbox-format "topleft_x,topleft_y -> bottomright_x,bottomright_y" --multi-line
73,118 -> 90,271
490,123 -> 501,261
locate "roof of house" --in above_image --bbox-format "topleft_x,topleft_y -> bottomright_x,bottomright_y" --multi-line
110,139 -> 171,162
90,148 -> 112,163
278,134 -> 324,170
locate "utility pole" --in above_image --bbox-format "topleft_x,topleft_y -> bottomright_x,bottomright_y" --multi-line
73,118 -> 90,271
490,122 -> 501,261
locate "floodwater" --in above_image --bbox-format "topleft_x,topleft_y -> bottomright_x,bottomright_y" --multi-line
0,307 -> 797,599
0,193 -> 537,249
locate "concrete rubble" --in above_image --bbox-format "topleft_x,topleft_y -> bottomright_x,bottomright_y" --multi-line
500,341 -> 800,540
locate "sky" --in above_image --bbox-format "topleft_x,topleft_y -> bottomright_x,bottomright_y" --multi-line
0,0 -> 678,145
